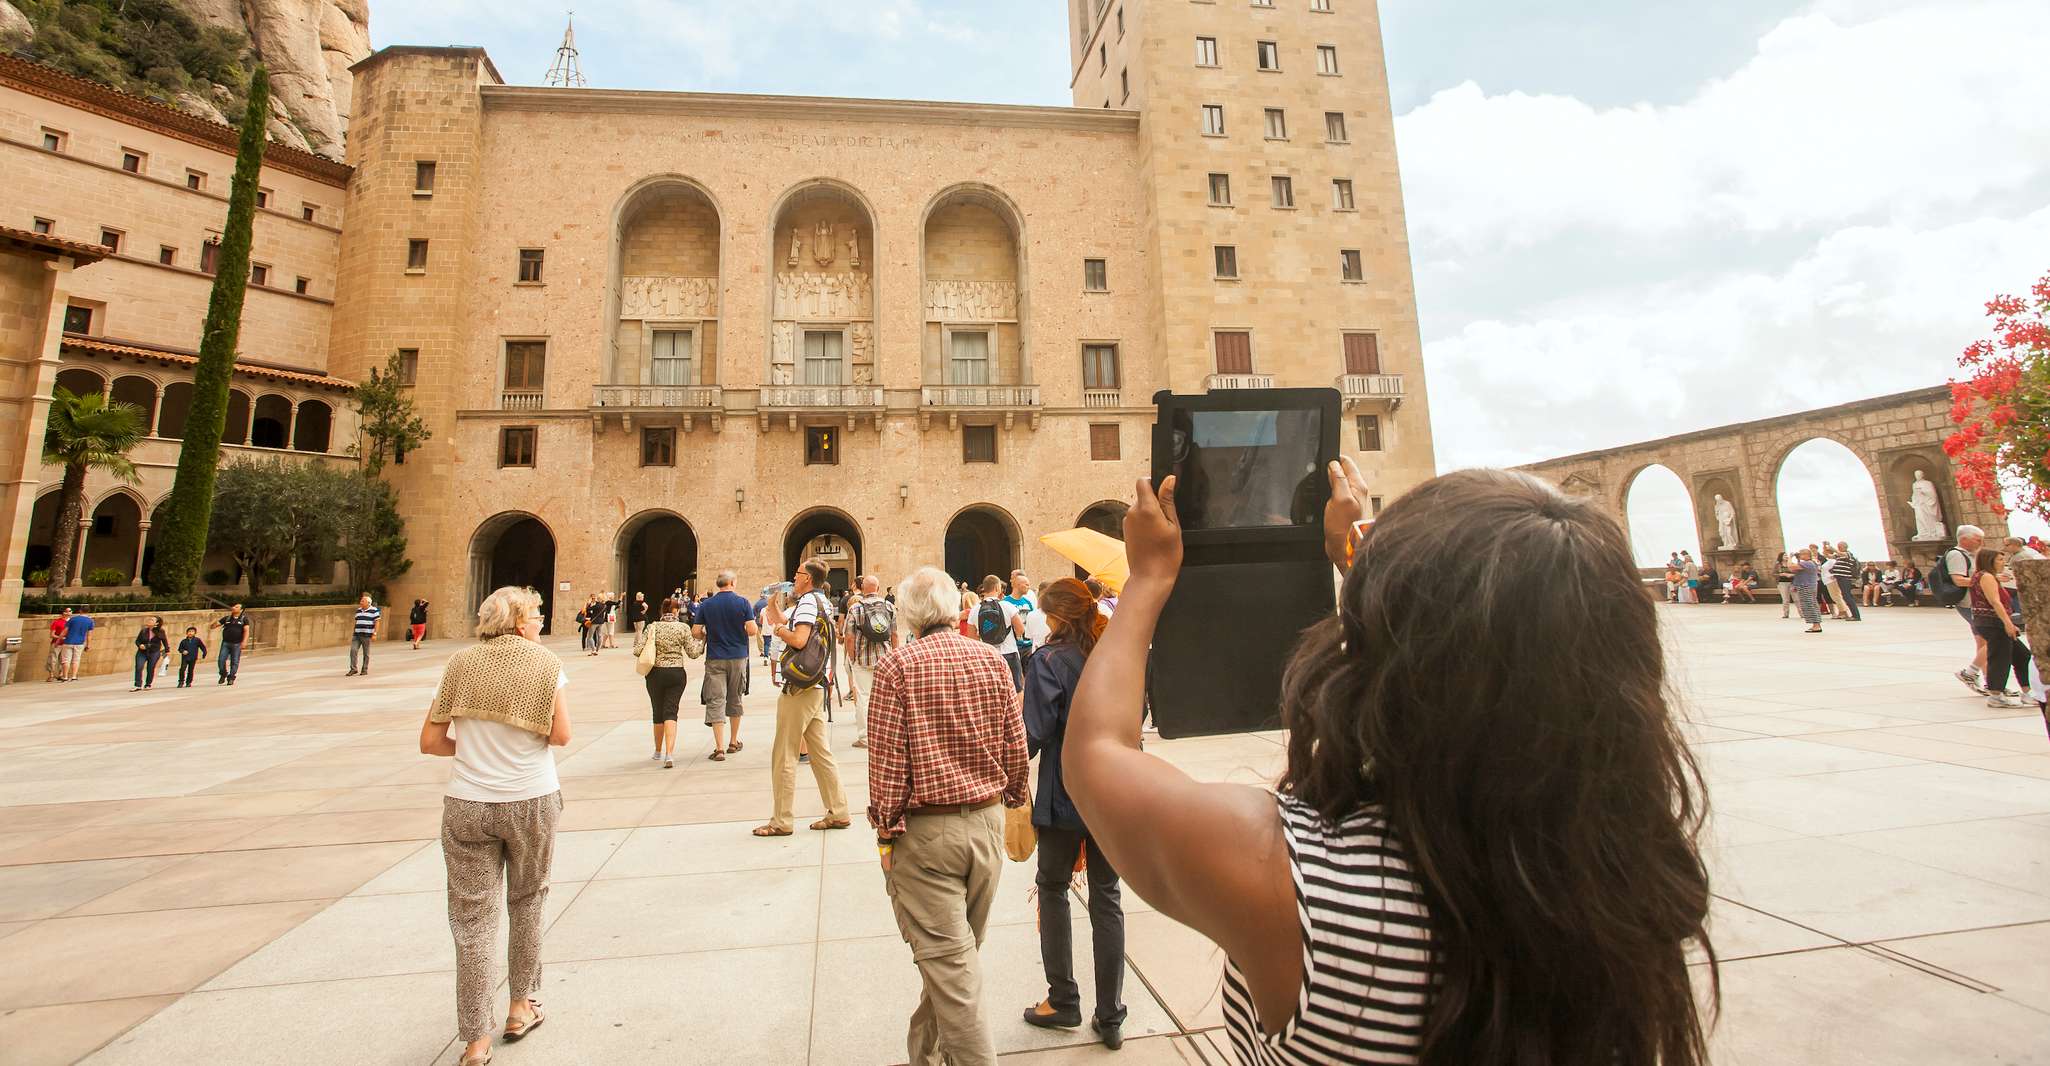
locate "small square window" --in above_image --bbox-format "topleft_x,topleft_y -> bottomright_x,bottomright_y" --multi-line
186,170 -> 205,190
301,203 -> 317,222
641,427 -> 676,467
1333,178 -> 1356,210
294,276 -> 310,295
396,348 -> 419,385
98,228 -> 121,252
407,239 -> 429,270
1195,36 -> 1218,66
518,248 -> 545,283
1257,41 -> 1280,70
159,246 -> 176,266
1084,258 -> 1108,292
1311,0 -> 1332,10
500,427 -> 537,467
1271,176 -> 1295,208
1317,45 -> 1340,75
416,161 -> 436,194
1326,111 -> 1349,143
40,128 -> 64,152
1265,108 -> 1288,140
1340,250 -> 1363,281
1356,414 -> 1383,451
805,425 -> 839,466
1252,0 -> 1273,6
963,425 -> 998,464
63,305 -> 93,333
32,217 -> 52,235
255,188 -> 271,208
200,239 -> 219,275
503,341 -> 547,391
1089,423 -> 1121,461
1202,104 -> 1226,136
1370,495 -> 1384,516
1214,245 -> 1238,280
250,263 -> 269,287
120,150 -> 144,173
1083,344 -> 1121,389
1207,173 -> 1232,206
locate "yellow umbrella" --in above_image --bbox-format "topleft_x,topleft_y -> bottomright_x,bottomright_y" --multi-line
1038,527 -> 1128,594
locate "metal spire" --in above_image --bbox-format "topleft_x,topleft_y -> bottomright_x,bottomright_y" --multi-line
544,13 -> 587,87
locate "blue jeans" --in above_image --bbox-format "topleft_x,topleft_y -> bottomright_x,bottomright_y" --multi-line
133,650 -> 161,688
218,642 -> 242,679
1835,577 -> 1862,620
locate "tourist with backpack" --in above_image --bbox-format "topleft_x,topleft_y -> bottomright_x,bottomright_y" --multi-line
975,574 -> 1027,690
842,574 -> 898,749
1937,525 -> 1988,692
754,558 -> 851,838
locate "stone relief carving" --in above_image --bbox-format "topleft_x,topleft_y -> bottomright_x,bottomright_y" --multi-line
1909,470 -> 1947,541
923,280 -> 1018,321
786,229 -> 802,269
847,232 -> 862,270
812,220 -> 836,268
1713,494 -> 1738,550
771,321 -> 796,385
774,272 -> 873,319
620,276 -> 717,320
849,322 -> 873,365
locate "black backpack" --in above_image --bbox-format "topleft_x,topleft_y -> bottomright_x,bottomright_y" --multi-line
854,600 -> 895,646
1932,549 -> 1970,608
975,599 -> 1009,646
779,593 -> 835,691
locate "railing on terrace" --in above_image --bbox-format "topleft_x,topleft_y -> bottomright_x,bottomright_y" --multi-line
591,385 -> 723,409
500,390 -> 544,411
1204,373 -> 1274,391
919,385 -> 1041,407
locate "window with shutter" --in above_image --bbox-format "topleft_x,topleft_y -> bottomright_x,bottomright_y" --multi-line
504,341 -> 547,390
1343,333 -> 1380,374
1082,344 -> 1121,389
963,425 -> 998,463
1355,414 -> 1383,451
1089,423 -> 1121,461
1214,331 -> 1253,373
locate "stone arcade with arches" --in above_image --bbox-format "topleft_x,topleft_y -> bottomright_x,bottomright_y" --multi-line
1515,387 -> 2011,585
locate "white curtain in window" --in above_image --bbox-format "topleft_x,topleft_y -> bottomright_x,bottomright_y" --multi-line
950,331 -> 991,386
651,329 -> 692,386
804,330 -> 844,385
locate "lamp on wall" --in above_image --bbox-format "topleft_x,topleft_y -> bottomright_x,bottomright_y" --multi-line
898,483 -> 910,507
734,487 -> 745,511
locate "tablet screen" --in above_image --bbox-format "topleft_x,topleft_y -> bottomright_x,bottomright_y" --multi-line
1169,408 -> 1324,531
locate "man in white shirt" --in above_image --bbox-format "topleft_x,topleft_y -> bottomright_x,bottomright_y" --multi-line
756,558 -> 851,837
975,574 -> 1026,691
1949,525 -> 1987,691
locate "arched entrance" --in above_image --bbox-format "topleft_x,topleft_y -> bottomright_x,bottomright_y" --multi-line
1073,501 -> 1128,580
1775,438 -> 1887,559
1622,464 -> 1699,568
945,505 -> 1018,588
470,512 -> 557,635
617,510 -> 699,605
783,508 -> 862,595
82,491 -> 144,583
21,490 -> 61,582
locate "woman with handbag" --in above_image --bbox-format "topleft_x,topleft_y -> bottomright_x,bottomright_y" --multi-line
1019,578 -> 1128,1049
634,597 -> 703,768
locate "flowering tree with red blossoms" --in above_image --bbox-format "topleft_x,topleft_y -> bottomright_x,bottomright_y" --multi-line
1945,269 -> 2050,521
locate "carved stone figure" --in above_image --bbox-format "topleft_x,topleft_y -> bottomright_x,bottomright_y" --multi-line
1713,494 -> 1738,550
923,279 -> 1017,321
812,220 -> 836,268
1909,470 -> 1947,541
787,228 -> 802,269
771,321 -> 796,382
620,276 -> 716,320
847,232 -> 861,270
849,322 -> 873,365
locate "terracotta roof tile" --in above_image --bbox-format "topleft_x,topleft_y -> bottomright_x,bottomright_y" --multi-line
60,335 -> 358,392
0,224 -> 109,263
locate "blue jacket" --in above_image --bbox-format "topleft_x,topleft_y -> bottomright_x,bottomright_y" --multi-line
1022,641 -> 1088,831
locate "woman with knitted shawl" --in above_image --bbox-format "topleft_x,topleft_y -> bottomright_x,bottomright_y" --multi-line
419,586 -> 573,1066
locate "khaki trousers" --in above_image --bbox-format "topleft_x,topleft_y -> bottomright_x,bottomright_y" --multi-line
769,685 -> 847,832
847,659 -> 876,743
887,805 -> 1005,1066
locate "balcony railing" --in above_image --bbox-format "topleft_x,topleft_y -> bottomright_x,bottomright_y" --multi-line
920,385 -> 1041,408
500,390 -> 544,411
591,384 -> 723,409
1204,373 -> 1274,391
1338,373 -> 1405,409
1082,388 -> 1122,409
760,385 -> 884,408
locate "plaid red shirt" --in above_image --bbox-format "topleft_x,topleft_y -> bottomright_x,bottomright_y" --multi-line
866,629 -> 1029,837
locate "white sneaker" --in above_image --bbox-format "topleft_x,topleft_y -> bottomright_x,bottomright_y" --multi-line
1986,693 -> 2028,708
1956,668 -> 1982,692
651,751 -> 664,762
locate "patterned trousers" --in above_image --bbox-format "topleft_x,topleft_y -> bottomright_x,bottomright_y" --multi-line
442,792 -> 561,1041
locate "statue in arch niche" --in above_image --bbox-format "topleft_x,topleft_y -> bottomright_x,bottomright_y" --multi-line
813,220 -> 836,268
1713,494 -> 1738,550
1909,470 -> 1947,541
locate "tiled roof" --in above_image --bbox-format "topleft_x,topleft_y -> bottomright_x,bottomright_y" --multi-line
0,223 -> 109,263
60,334 -> 359,393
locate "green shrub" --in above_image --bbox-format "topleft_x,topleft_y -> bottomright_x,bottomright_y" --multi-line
84,567 -> 129,587
25,569 -> 49,587
202,569 -> 233,586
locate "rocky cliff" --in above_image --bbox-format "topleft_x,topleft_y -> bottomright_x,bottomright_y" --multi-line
3,0 -> 370,160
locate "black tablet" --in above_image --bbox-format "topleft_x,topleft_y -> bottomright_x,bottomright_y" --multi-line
1150,387 -> 1340,547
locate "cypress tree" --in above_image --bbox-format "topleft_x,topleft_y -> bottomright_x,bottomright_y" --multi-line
151,64 -> 267,597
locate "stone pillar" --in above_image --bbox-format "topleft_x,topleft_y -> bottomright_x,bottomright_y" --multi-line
286,401 -> 301,450
241,413 -> 253,447
72,516 -> 91,590
131,520 -> 150,586
148,386 -> 164,436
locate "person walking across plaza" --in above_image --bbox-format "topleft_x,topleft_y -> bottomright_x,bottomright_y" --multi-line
131,615 -> 169,691
866,565 -> 1030,1066
576,596 -> 598,657
635,597 -> 701,769
208,604 -> 248,685
1944,525 -> 1988,691
175,626 -> 207,688
57,604 -> 94,682
410,599 -> 430,649
348,593 -> 382,676
1791,548 -> 1826,632
419,586 -> 571,1066
1020,577 -> 1128,1049
695,571 -> 759,760
601,592 -> 621,649
1971,546 -> 2033,708
1830,542 -> 1863,621
1679,551 -> 1701,604
626,591 -> 648,636
1005,571 -> 1042,668
842,574 -> 898,749
974,575 -> 1026,690
753,559 -> 851,837
43,607 -> 71,682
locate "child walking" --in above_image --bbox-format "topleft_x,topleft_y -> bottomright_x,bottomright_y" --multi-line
176,627 -> 208,688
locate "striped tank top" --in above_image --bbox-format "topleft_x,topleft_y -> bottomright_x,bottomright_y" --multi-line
1221,794 -> 1437,1065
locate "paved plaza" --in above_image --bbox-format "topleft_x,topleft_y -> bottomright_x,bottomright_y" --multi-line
0,606 -> 2046,1064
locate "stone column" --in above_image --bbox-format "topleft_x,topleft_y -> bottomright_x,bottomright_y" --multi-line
131,520 -> 149,586
148,387 -> 164,437
241,413 -> 253,447
286,401 -> 301,451
71,516 -> 91,590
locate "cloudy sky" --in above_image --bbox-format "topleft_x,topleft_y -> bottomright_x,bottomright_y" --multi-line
375,0 -> 2050,558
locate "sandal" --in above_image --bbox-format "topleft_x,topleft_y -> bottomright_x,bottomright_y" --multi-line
726,741 -> 744,753
810,818 -> 852,831
752,824 -> 793,837
708,750 -> 726,762
459,1053 -> 491,1066
503,1000 -> 545,1041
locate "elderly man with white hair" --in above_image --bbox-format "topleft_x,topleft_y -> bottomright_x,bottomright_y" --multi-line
1947,525 -> 1988,691
866,566 -> 1029,1066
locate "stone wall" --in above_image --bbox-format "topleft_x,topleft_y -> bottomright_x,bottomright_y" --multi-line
9,603 -> 361,682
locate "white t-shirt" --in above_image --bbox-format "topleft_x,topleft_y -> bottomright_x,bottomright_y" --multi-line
445,670 -> 566,803
978,596 -> 1022,655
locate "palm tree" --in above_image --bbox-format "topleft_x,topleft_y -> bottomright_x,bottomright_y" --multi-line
41,386 -> 144,590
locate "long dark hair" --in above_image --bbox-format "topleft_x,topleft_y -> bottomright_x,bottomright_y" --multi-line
1277,468 -> 1714,1066
1039,577 -> 1106,658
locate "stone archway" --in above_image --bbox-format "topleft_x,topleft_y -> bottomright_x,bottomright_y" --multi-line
783,507 -> 862,596
1773,437 -> 1889,560
469,512 -> 557,635
944,504 -> 1020,589
616,509 -> 699,605
766,179 -> 878,389
1621,464 -> 1698,568
1073,501 -> 1128,580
